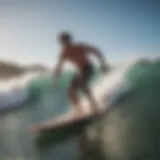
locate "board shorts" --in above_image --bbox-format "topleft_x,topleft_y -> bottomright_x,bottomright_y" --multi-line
70,63 -> 94,89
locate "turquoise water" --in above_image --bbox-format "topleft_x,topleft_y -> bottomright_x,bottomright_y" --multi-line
0,67 -> 101,160
0,59 -> 160,160
101,59 -> 160,160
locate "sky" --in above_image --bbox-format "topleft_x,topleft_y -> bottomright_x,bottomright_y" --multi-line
0,0 -> 160,67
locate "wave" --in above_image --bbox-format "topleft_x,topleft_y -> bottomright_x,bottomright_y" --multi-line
0,72 -> 42,111
1,58 -> 159,113
0,64 -> 107,112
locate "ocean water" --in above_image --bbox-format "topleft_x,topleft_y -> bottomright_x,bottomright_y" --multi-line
0,66 -> 103,160
101,59 -> 160,160
0,59 -> 159,160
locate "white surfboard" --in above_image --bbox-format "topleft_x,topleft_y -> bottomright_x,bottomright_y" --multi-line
29,62 -> 134,134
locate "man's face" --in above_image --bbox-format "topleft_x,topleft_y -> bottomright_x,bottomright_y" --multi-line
58,38 -> 67,47
59,39 -> 71,47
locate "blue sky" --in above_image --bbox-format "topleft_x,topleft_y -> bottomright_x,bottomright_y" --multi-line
0,0 -> 159,66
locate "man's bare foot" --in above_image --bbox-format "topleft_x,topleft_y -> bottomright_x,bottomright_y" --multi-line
72,104 -> 85,118
93,108 -> 102,115
91,102 -> 101,115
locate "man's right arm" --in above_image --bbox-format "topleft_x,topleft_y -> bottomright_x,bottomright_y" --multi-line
82,44 -> 108,71
86,45 -> 105,64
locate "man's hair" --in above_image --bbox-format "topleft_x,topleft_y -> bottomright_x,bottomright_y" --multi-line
58,32 -> 72,43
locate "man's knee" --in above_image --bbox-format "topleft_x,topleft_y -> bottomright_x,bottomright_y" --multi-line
68,86 -> 79,97
81,84 -> 90,94
68,87 -> 79,103
68,87 -> 74,96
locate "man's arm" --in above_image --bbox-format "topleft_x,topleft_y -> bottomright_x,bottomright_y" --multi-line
54,51 -> 66,79
83,44 -> 107,66
82,43 -> 109,73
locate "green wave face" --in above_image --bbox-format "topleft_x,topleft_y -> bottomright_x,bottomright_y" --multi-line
101,59 -> 160,160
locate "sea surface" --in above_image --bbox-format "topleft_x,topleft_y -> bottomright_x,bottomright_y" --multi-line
0,66 -> 104,160
0,59 -> 159,160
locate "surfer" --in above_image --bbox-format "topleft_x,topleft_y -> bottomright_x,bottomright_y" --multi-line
54,32 -> 108,117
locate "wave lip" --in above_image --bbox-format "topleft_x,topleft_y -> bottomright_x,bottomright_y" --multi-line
0,72 -> 42,112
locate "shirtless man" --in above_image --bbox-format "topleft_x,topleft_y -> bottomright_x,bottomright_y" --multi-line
54,32 -> 108,117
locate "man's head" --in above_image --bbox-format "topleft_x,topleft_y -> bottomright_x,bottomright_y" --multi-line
58,32 -> 72,46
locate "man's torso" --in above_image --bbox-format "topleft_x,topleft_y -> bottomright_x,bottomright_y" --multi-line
62,43 -> 91,69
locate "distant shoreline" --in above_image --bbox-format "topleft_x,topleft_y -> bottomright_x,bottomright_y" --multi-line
0,60 -> 50,80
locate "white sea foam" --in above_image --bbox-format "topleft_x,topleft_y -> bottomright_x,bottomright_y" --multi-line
0,72 -> 43,92
0,72 -> 44,110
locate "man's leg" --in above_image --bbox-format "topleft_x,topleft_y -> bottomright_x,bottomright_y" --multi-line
68,76 -> 84,117
81,64 -> 100,114
82,85 -> 100,114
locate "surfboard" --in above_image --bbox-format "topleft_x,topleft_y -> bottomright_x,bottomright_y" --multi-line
29,96 -> 106,134
29,63 -> 133,134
